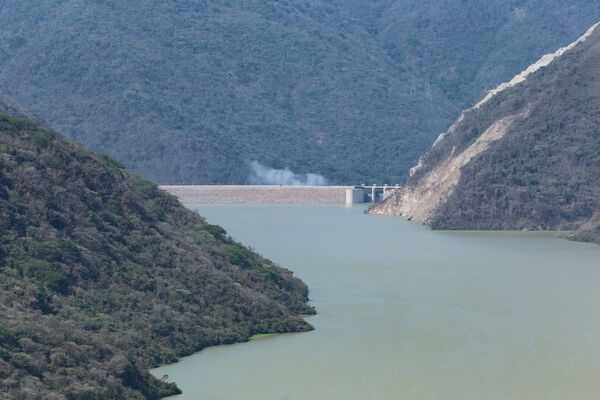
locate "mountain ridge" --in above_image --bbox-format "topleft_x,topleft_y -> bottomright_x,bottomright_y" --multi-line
370,20 -> 600,241
1,1 -> 599,184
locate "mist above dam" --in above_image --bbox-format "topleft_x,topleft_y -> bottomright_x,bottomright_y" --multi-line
248,161 -> 328,186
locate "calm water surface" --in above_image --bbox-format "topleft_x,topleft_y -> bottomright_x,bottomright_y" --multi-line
152,205 -> 600,399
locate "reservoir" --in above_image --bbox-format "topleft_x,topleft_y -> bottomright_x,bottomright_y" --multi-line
152,205 -> 600,399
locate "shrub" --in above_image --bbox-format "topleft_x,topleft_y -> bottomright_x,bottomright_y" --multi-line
220,244 -> 253,269
100,154 -> 125,170
30,239 -> 82,263
131,177 -> 158,195
104,199 -> 122,215
22,258 -> 54,278
152,322 -> 175,337
21,258 -> 70,294
0,323 -> 13,345
43,271 -> 69,294
152,206 -> 165,221
30,129 -> 55,148
205,224 -> 226,240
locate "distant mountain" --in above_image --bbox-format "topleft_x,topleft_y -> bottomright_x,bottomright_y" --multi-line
333,1 -> 600,105
0,1 -> 598,184
0,102 -> 314,399
370,22 -> 600,242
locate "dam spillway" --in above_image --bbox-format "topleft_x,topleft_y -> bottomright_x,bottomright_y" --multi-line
159,185 -> 399,205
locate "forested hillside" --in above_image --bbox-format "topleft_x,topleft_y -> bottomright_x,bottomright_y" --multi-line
0,104 -> 314,399
0,1 -> 598,184
371,22 -> 600,240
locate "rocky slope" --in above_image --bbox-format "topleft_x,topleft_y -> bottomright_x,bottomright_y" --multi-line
370,21 -> 600,239
0,1 -> 598,184
0,103 -> 314,399
571,214 -> 600,244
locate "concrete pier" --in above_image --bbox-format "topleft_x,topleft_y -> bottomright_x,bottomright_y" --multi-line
346,188 -> 365,204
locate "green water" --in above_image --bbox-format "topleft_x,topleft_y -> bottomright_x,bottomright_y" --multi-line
152,205 -> 600,399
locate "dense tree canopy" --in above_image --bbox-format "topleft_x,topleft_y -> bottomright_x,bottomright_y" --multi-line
0,107 -> 314,399
0,1 -> 598,184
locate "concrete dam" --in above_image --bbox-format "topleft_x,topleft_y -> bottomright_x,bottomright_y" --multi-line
160,185 -> 400,205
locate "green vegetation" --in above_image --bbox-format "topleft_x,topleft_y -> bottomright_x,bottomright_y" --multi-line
0,109 -> 315,399
0,1 -> 597,184
403,26 -> 600,237
205,224 -> 227,241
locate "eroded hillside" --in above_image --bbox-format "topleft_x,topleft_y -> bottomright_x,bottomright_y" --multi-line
371,22 -> 600,237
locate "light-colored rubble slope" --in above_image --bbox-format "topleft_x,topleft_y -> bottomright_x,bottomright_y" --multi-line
372,110 -> 528,222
